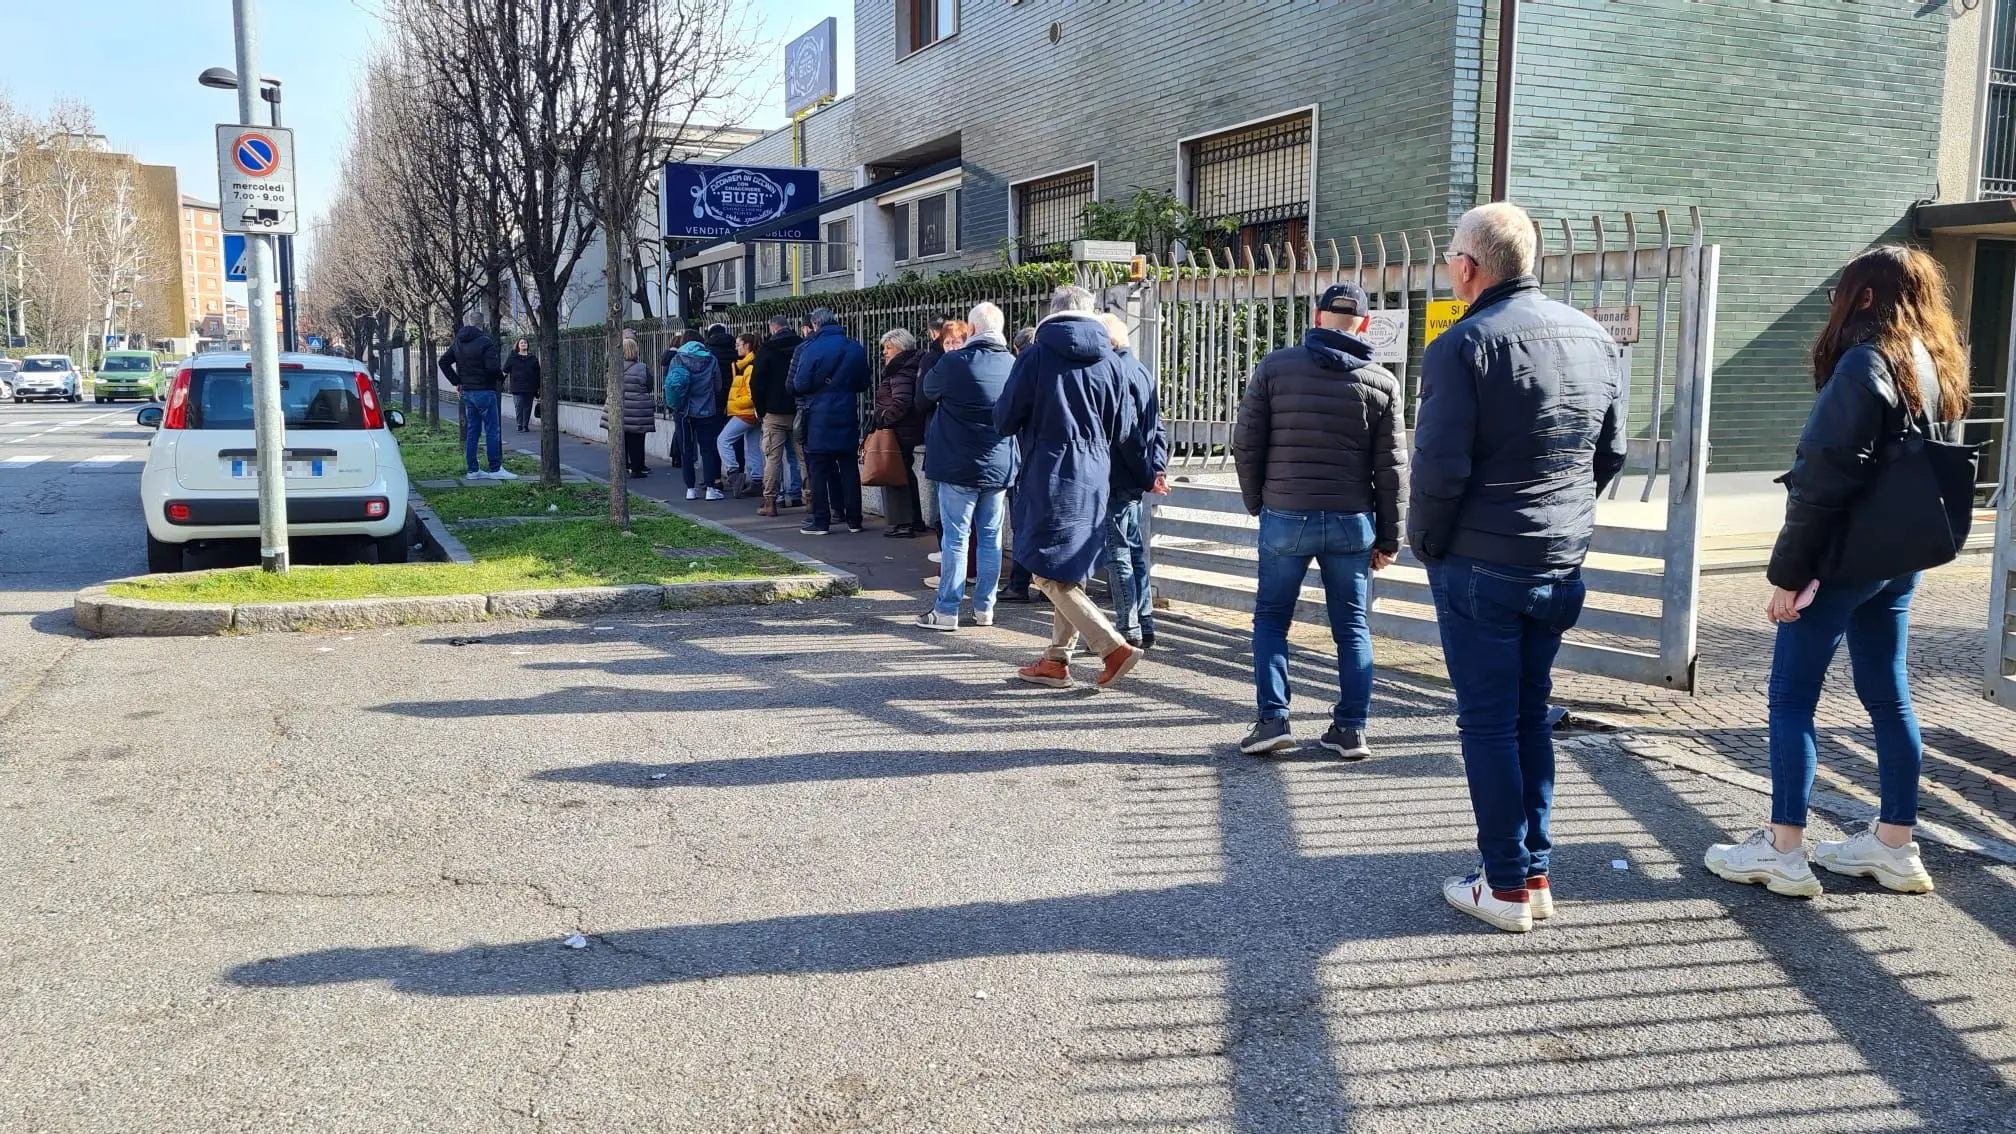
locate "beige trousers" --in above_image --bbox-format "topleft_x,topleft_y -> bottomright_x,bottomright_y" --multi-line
1034,576 -> 1126,662
760,414 -> 803,499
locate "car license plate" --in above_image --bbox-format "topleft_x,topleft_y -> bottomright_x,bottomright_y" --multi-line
230,458 -> 324,478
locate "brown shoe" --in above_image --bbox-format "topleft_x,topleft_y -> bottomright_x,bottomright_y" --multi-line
757,497 -> 778,517
1016,658 -> 1073,688
1095,644 -> 1143,689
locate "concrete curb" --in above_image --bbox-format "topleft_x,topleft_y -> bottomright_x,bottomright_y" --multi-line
412,500 -> 474,564
1613,733 -> 2016,868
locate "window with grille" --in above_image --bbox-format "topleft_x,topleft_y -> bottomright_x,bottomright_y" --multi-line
1984,1 -> 2016,198
891,190 -> 959,265
1186,111 -> 1312,255
1015,167 -> 1093,262
899,0 -> 958,56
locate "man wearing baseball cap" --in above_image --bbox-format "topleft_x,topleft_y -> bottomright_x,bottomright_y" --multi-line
1231,279 -> 1407,759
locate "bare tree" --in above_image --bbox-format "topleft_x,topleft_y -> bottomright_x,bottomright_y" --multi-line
586,0 -> 762,523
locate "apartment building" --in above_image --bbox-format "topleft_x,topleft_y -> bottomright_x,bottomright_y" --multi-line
180,196 -> 226,344
672,0 -> 1996,472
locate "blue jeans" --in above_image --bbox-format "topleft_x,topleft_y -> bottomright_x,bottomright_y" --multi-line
1105,498 -> 1154,639
1253,508 -> 1375,729
934,483 -> 1005,616
462,389 -> 502,473
1427,554 -> 1586,893
1769,574 -> 1922,828
681,414 -> 724,490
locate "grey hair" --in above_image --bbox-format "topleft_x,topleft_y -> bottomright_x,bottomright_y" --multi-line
1452,201 -> 1537,282
767,314 -> 792,331
1049,284 -> 1097,314
967,301 -> 1005,335
880,328 -> 917,352
706,322 -> 729,337
808,307 -> 838,327
1096,312 -> 1130,350
1012,327 -> 1037,353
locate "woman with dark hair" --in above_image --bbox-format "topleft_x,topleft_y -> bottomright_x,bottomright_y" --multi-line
504,337 -> 541,432
1706,245 -> 1973,898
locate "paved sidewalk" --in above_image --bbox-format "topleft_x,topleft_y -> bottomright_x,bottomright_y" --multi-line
499,416 -> 2016,846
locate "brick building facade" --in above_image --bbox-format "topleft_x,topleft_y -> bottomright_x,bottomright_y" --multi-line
673,0 -> 1997,472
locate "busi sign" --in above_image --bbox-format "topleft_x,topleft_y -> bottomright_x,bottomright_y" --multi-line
663,163 -> 821,241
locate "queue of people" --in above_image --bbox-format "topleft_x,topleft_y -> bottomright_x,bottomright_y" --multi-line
620,202 -> 1958,929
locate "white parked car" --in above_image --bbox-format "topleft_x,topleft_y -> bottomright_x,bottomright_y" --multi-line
0,359 -> 16,400
137,352 -> 413,573
14,354 -> 83,402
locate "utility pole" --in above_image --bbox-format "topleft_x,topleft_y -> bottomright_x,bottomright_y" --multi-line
1490,0 -> 1519,202
231,0 -> 289,572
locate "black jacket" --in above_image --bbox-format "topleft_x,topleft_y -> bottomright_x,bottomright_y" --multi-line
503,351 -> 541,395
1408,276 -> 1626,569
437,325 -> 502,393
750,329 -> 801,418
1766,343 -> 1947,591
705,328 -> 738,417
1232,327 -> 1406,552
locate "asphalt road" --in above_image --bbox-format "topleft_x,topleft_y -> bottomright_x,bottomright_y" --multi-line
1,559 -> 2013,1130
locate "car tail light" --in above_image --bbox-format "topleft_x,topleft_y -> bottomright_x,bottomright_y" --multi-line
167,503 -> 191,522
355,369 -> 384,430
161,367 -> 193,429
364,498 -> 389,519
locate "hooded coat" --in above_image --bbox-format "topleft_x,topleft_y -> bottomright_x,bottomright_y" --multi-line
750,328 -> 802,418
666,341 -> 721,420
994,312 -> 1138,581
705,326 -> 739,416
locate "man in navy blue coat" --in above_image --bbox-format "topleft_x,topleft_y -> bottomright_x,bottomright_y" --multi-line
791,308 -> 872,534
994,286 -> 1145,690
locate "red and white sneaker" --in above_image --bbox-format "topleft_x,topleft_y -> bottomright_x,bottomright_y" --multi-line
1527,875 -> 1554,921
1442,868 -> 1533,933
1016,658 -> 1073,688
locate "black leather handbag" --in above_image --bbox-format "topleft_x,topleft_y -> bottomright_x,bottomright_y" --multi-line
1819,409 -> 1979,584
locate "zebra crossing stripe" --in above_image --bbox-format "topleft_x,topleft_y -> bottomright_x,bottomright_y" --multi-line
1,455 -> 50,466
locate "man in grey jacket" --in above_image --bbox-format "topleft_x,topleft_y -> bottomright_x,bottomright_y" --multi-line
1231,281 -> 1406,759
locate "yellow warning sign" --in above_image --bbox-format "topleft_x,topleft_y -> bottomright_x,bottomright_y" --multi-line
1424,299 -> 1468,346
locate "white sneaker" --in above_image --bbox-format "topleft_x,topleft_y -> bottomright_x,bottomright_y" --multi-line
488,467 -> 518,481
466,469 -> 493,480
916,610 -> 959,632
1813,827 -> 1934,894
1442,868 -> 1533,933
705,487 -> 726,501
1704,829 -> 1823,898
685,488 -> 700,501
971,610 -> 994,627
1528,875 -> 1554,921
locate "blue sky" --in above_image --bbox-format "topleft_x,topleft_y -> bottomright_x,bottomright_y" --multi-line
4,1 -> 854,259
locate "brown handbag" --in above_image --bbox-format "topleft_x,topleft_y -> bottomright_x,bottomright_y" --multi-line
858,427 -> 908,487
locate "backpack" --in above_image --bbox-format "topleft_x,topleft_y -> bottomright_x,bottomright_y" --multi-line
662,355 -> 690,412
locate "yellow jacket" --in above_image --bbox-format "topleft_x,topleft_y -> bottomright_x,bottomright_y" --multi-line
727,354 -> 756,420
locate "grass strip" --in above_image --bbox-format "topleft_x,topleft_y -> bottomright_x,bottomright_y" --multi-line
110,515 -> 807,604
424,481 -> 664,523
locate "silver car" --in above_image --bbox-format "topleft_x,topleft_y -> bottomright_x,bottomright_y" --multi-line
0,359 -> 16,400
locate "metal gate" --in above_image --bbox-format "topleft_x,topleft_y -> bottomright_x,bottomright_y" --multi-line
1122,210 -> 1720,692
1989,351 -> 2016,706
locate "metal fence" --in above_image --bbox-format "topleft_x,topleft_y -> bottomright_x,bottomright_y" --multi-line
1135,210 -> 1721,691
1987,334 -> 2016,708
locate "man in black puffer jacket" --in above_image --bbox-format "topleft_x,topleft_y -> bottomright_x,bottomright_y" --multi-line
436,322 -> 509,478
750,315 -> 805,513
1232,281 -> 1406,762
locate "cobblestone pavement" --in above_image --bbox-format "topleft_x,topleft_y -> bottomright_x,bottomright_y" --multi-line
1241,562 -> 2016,849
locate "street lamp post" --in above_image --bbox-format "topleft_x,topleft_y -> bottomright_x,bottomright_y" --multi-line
199,65 -> 295,352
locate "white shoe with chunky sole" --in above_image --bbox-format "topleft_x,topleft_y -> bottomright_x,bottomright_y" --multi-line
1704,829 -> 1823,898
1813,828 -> 1934,894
